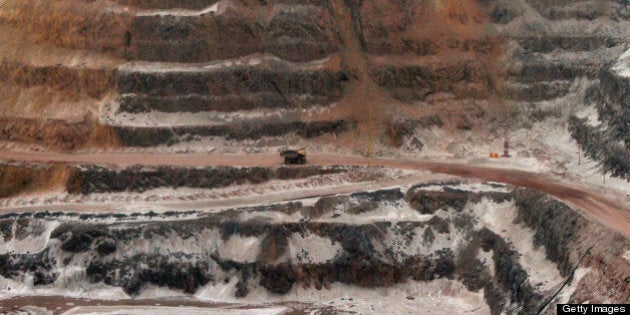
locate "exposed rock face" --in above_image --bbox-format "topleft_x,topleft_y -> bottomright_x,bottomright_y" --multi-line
570,64 -> 630,179
129,2 -> 339,63
0,0 -> 130,150
104,0 -> 630,148
513,188 -> 630,308
116,59 -> 347,111
2,0 -> 628,150
69,164 -> 346,194
0,163 -> 77,198
0,118 -> 92,151
1,182 -> 625,313
100,1 -> 353,146
0,61 -> 115,99
113,119 -> 350,146
101,0 -> 507,147
0,162 -> 349,198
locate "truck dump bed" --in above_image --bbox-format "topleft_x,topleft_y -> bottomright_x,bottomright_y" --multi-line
280,148 -> 306,164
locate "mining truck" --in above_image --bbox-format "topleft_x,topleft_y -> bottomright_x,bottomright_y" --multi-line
280,147 -> 306,164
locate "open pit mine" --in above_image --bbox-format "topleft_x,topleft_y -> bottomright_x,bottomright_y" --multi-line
0,0 -> 629,314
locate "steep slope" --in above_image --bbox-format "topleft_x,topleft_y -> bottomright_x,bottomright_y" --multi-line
570,49 -> 630,180
0,182 -> 626,313
1,0 -> 629,157
1,2 -> 629,313
0,0 -> 131,150
0,0 -> 508,151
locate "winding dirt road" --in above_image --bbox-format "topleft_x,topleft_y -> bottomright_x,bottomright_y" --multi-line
1,151 -> 629,237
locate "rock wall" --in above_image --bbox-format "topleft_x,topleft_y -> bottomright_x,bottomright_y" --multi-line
3,182 -> 621,313
69,164 -> 347,194
513,188 -> 630,310
570,66 -> 630,179
113,119 -> 350,146
0,0 -> 131,150
129,3 -> 339,63
0,163 -> 77,198
0,162 -> 349,197
2,0 -> 629,150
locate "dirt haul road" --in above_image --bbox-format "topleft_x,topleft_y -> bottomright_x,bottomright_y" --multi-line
1,151 -> 629,237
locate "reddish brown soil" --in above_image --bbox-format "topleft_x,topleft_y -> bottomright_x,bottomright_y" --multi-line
0,163 -> 76,198
0,1 -> 131,151
0,117 -> 122,151
309,0 -> 506,151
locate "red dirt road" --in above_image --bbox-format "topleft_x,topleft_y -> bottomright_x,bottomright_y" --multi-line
1,151 -> 629,237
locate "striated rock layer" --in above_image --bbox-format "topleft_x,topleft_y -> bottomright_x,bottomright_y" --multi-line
1,0 -> 627,150
0,182 -> 627,313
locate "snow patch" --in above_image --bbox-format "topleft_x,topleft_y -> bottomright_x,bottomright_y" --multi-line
112,228 -> 221,258
136,2 -> 220,17
196,279 -> 488,314
14,306 -> 51,315
575,104 -> 601,128
318,200 -> 434,224
62,305 -> 289,315
218,235 -> 261,263
118,54 -> 328,74
288,232 -> 342,263
476,249 -> 495,278
614,48 -> 630,77
0,273 -> 129,300
471,199 -> 563,292
135,285 -> 190,300
194,277 -> 239,302
556,268 -> 591,305
415,182 -> 510,193
0,220 -> 59,255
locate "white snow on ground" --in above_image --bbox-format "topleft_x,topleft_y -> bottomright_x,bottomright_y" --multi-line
13,306 -> 51,315
194,277 -> 239,302
326,200 -> 433,224
135,286 -> 190,300
196,279 -> 488,314
388,67 -> 629,205
575,104 -> 602,128
471,198 -> 563,292
379,221 -> 465,259
61,305 -> 290,315
118,54 -> 329,73
288,232 -> 342,263
112,228 -> 221,258
0,169 -> 433,215
401,103 -> 630,208
237,197 -> 434,225
527,117 -> 630,200
102,100 -> 329,128
476,249 -> 495,278
0,220 -> 59,255
218,235 -> 260,263
136,2 -> 220,17
555,268 -> 591,305
414,181 -> 510,193
0,182 -> 581,312
0,274 -> 130,300
4,169 -> 365,209
613,47 -> 630,77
